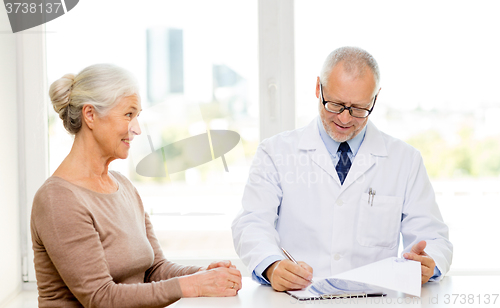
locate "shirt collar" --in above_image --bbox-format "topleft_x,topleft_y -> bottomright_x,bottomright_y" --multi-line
317,116 -> 367,156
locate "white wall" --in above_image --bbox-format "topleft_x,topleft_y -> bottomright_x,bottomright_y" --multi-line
0,6 -> 22,306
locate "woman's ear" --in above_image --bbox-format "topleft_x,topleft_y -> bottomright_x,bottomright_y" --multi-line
82,104 -> 96,130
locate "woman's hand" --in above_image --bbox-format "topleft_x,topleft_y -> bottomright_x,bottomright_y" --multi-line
179,265 -> 242,297
198,260 -> 237,272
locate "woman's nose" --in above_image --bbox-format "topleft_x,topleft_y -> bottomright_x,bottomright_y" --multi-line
129,117 -> 142,135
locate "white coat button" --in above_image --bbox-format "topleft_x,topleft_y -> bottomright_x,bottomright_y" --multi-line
333,254 -> 341,261
336,199 -> 343,206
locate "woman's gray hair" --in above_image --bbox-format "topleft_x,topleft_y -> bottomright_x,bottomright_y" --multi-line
49,63 -> 139,135
319,46 -> 380,92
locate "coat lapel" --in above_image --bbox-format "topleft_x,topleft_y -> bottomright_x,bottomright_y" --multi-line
340,121 -> 388,193
298,119 -> 340,185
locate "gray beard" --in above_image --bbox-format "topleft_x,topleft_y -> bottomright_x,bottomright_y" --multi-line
321,118 -> 355,143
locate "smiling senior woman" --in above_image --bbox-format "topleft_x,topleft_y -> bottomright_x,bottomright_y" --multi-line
31,64 -> 242,308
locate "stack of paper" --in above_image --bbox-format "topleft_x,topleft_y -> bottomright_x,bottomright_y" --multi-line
287,257 -> 421,300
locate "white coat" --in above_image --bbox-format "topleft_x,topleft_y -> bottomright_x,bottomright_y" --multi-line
232,118 -> 452,280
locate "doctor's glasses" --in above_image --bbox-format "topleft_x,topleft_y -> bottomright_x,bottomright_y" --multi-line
320,83 -> 377,118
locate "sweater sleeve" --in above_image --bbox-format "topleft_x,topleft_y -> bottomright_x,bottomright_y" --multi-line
144,212 -> 201,282
31,183 -> 184,308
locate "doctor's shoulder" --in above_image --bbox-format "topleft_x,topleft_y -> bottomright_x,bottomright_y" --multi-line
379,129 -> 424,161
258,126 -> 307,153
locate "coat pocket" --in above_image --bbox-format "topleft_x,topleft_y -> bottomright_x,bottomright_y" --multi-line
356,193 -> 403,249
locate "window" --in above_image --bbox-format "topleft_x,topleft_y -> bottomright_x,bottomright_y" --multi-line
46,0 -> 258,262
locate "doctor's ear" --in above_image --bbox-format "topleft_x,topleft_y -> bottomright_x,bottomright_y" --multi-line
315,77 -> 321,98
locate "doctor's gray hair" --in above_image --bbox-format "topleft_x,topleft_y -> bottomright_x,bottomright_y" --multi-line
49,63 -> 139,135
319,46 -> 380,92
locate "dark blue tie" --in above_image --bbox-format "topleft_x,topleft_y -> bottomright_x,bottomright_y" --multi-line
336,142 -> 351,185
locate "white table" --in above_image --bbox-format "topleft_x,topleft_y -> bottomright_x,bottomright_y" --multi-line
175,276 -> 500,307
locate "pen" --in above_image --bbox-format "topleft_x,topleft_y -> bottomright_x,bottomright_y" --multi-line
368,188 -> 376,206
281,247 -> 298,263
281,247 -> 314,283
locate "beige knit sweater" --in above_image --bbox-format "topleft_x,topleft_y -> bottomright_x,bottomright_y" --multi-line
31,171 -> 200,308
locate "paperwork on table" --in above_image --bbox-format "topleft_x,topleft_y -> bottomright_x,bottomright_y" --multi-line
286,257 -> 421,300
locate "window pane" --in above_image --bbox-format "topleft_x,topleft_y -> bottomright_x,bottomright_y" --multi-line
46,0 -> 258,259
295,0 -> 500,271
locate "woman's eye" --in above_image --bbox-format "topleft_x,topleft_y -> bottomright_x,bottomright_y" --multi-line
126,113 -> 132,117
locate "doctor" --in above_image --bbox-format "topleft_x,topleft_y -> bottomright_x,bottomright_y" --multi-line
232,46 -> 452,292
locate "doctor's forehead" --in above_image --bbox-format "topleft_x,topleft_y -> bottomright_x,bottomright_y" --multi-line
325,71 -> 377,102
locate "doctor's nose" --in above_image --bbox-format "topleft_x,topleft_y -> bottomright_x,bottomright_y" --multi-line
337,109 -> 352,124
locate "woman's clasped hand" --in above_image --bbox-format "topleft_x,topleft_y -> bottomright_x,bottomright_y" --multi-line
180,260 -> 242,297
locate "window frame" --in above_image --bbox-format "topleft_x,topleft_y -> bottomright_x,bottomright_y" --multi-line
16,25 -> 49,283
258,0 -> 295,141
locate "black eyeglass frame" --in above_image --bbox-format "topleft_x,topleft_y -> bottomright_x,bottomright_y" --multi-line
320,83 -> 378,118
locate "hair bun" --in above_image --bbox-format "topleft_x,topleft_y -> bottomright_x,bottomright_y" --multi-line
49,73 -> 76,115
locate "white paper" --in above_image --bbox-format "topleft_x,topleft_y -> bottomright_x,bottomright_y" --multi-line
332,257 -> 421,297
308,278 -> 380,296
287,257 -> 421,299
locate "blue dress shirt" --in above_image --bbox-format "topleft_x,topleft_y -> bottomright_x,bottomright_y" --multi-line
316,117 -> 366,166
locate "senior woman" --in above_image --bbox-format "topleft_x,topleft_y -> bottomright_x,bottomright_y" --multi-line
31,63 -> 242,308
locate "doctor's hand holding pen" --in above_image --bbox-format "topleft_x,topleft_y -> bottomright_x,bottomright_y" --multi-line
264,260 -> 313,291
264,248 -> 314,291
